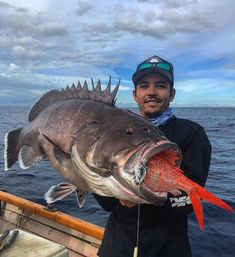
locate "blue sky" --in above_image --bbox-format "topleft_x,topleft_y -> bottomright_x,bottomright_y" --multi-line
0,0 -> 234,107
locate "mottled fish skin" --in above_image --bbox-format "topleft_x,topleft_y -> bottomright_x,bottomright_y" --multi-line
4,78 -> 181,205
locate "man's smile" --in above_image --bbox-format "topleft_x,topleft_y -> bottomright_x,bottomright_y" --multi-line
144,99 -> 161,104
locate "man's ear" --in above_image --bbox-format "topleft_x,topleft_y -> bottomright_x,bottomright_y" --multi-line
133,90 -> 136,100
170,88 -> 175,102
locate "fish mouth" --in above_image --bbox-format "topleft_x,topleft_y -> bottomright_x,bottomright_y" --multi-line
140,141 -> 181,167
122,140 -> 182,205
123,140 -> 181,172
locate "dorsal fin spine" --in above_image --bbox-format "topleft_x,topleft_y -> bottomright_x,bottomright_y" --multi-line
91,78 -> 95,90
95,80 -> 101,92
110,79 -> 120,102
83,80 -> 88,91
28,77 -> 120,122
77,80 -> 82,90
103,76 -> 111,100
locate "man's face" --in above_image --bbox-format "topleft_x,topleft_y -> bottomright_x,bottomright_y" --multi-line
133,73 -> 175,118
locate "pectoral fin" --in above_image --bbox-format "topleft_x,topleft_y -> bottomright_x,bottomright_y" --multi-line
75,190 -> 88,208
19,145 -> 44,169
41,133 -> 70,165
44,182 -> 77,204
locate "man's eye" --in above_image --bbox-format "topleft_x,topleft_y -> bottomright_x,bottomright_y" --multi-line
140,84 -> 148,88
157,84 -> 166,88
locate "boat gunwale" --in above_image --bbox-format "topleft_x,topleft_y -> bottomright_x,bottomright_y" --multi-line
0,191 -> 104,240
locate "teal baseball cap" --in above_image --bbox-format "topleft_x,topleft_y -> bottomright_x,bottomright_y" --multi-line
132,55 -> 174,87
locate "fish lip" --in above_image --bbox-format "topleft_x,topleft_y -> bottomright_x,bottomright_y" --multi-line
122,140 -> 181,173
140,183 -> 168,205
140,141 -> 181,167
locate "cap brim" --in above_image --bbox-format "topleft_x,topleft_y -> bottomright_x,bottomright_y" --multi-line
132,67 -> 173,86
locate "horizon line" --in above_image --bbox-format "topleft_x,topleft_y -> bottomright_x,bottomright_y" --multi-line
0,105 -> 234,108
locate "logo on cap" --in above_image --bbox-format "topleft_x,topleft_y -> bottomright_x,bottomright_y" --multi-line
149,57 -> 160,63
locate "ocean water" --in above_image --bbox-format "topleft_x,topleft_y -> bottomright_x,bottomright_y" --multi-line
0,106 -> 235,257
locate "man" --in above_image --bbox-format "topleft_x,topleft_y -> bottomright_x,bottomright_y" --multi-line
95,55 -> 212,257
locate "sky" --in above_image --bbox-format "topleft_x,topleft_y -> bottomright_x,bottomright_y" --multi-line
0,0 -> 234,107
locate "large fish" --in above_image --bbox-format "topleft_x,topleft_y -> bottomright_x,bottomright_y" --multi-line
4,78 -> 233,229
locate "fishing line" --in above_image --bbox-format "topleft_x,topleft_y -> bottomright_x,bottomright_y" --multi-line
133,184 -> 141,257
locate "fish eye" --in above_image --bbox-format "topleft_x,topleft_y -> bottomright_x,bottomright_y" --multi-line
126,127 -> 135,135
90,120 -> 98,125
143,127 -> 150,133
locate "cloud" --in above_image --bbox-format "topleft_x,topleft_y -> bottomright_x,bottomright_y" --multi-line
0,1 -> 11,8
0,6 -> 67,38
15,6 -> 28,13
0,0 -> 234,107
80,1 -> 216,40
118,85 -> 132,91
0,89 -> 11,97
76,0 -> 93,16
37,22 -> 68,37
176,78 -> 235,94
170,72 -> 235,107
0,2 -> 70,71
9,63 -> 20,71
138,0 -> 197,8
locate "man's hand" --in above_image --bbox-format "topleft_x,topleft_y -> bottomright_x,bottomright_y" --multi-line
119,199 -> 136,208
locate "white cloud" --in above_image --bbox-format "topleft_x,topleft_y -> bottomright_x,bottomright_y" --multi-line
0,73 -> 8,78
0,1 -> 11,8
12,45 -> 47,60
76,0 -> 93,16
4,0 -> 48,12
0,0 -> 234,106
9,63 -> 20,71
80,1 -> 215,40
0,89 -> 11,96
138,0 -> 197,7
176,78 -> 235,93
37,22 -> 67,37
118,85 -> 132,91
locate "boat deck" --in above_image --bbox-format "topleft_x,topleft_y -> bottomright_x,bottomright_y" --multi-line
0,191 -> 104,257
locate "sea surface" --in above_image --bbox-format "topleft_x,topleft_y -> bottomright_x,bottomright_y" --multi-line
0,106 -> 235,257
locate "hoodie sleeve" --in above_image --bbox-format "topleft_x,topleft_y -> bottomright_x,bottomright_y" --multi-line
160,121 -> 212,215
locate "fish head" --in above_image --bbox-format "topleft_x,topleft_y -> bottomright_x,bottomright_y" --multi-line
80,108 -> 168,171
111,134 -> 181,204
71,107 -> 181,204
74,108 -> 181,204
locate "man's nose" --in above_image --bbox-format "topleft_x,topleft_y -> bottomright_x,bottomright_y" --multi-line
147,84 -> 158,95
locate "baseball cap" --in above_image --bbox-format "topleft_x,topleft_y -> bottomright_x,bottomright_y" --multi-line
132,55 -> 174,87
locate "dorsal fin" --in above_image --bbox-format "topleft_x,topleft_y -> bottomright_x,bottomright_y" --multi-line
91,78 -> 95,90
28,77 -> 120,122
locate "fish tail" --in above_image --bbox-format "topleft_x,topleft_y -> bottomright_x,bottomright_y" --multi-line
4,128 -> 22,170
189,184 -> 234,229
188,192 -> 204,229
195,185 -> 234,213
